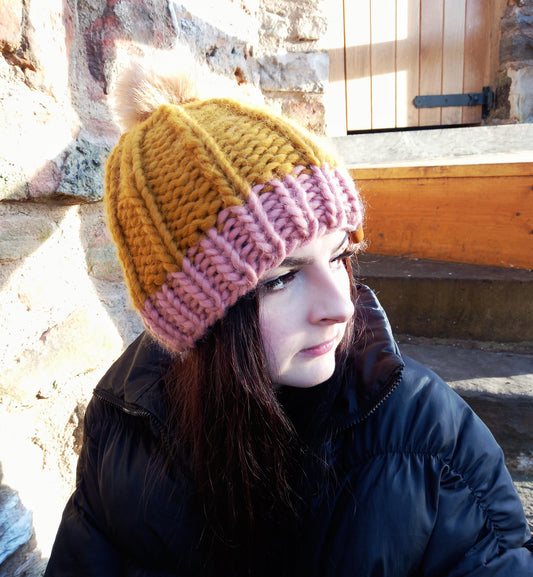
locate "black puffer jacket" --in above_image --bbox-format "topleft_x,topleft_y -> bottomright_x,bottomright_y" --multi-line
45,286 -> 533,576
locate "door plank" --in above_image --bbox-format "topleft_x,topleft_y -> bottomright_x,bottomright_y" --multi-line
345,0 -> 372,131
463,0 -> 491,124
325,0 -> 348,135
396,0 -> 421,127
442,0 -> 466,125
371,0 -> 397,129
419,0 -> 444,126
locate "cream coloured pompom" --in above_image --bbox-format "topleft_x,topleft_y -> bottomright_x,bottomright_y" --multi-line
111,45 -> 263,132
112,46 -> 201,132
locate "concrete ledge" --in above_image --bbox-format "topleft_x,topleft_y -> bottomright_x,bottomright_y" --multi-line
331,123 -> 533,168
358,254 -> 533,342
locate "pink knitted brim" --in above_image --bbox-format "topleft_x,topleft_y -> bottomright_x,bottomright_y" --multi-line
141,163 -> 363,352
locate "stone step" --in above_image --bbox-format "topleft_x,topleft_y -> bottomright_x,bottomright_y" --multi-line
357,254 -> 533,346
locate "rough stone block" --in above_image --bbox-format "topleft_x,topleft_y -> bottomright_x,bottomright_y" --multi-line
0,204 -> 60,262
261,11 -> 290,39
4,307 -> 123,401
509,67 -> 533,122
259,51 -> 328,92
26,0 -> 72,95
274,92 -> 326,133
0,59 -> 80,201
27,160 -> 62,197
0,202 -> 132,382
78,205 -> 126,285
500,34 -> 533,63
0,486 -> 33,565
170,1 -> 259,86
0,158 -> 28,200
293,13 -> 327,41
517,10 -> 533,35
0,0 -> 22,51
56,138 -> 111,201
358,255 -> 533,343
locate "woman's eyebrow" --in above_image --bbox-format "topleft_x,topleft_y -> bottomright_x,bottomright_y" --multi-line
277,233 -> 350,269
277,255 -> 314,268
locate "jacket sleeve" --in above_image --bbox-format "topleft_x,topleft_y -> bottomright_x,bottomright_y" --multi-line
424,433 -> 533,576
407,362 -> 533,576
44,401 -> 124,576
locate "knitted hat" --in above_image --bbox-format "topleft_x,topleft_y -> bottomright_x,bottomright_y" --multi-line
105,57 -> 364,353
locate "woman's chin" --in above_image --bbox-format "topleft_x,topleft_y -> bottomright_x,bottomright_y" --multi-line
274,355 -> 337,389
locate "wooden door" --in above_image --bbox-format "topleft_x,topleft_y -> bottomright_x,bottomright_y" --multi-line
329,0 -> 493,133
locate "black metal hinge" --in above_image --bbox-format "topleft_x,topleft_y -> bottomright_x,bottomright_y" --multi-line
413,86 -> 494,119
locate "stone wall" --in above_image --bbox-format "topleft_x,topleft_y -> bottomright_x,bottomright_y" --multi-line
0,0 -> 329,573
494,0 -> 533,122
0,0 -> 531,574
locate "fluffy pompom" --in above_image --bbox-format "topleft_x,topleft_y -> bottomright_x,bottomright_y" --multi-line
112,46 -> 200,131
111,45 -> 263,132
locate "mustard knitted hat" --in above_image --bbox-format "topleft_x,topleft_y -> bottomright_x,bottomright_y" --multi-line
105,57 -> 364,353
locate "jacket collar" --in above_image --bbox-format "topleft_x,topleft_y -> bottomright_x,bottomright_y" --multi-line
331,284 -> 405,432
94,331 -> 172,425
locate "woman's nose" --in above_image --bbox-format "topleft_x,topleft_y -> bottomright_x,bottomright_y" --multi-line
307,269 -> 354,325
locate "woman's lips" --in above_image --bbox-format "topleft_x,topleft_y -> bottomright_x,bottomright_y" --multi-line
299,338 -> 336,358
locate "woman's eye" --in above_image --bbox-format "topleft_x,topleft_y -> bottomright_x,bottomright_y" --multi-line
261,270 -> 296,292
331,248 -> 356,268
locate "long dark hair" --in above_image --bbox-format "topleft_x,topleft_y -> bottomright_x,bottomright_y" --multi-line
164,246 -> 360,569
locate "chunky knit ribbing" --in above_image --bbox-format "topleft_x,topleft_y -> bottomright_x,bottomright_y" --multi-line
105,98 -> 364,352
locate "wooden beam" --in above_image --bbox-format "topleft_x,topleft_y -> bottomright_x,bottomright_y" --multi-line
350,162 -> 533,269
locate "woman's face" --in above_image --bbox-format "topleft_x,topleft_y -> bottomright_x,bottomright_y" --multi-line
258,230 -> 354,388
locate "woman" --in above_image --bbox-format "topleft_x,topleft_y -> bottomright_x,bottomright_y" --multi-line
45,57 -> 532,576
